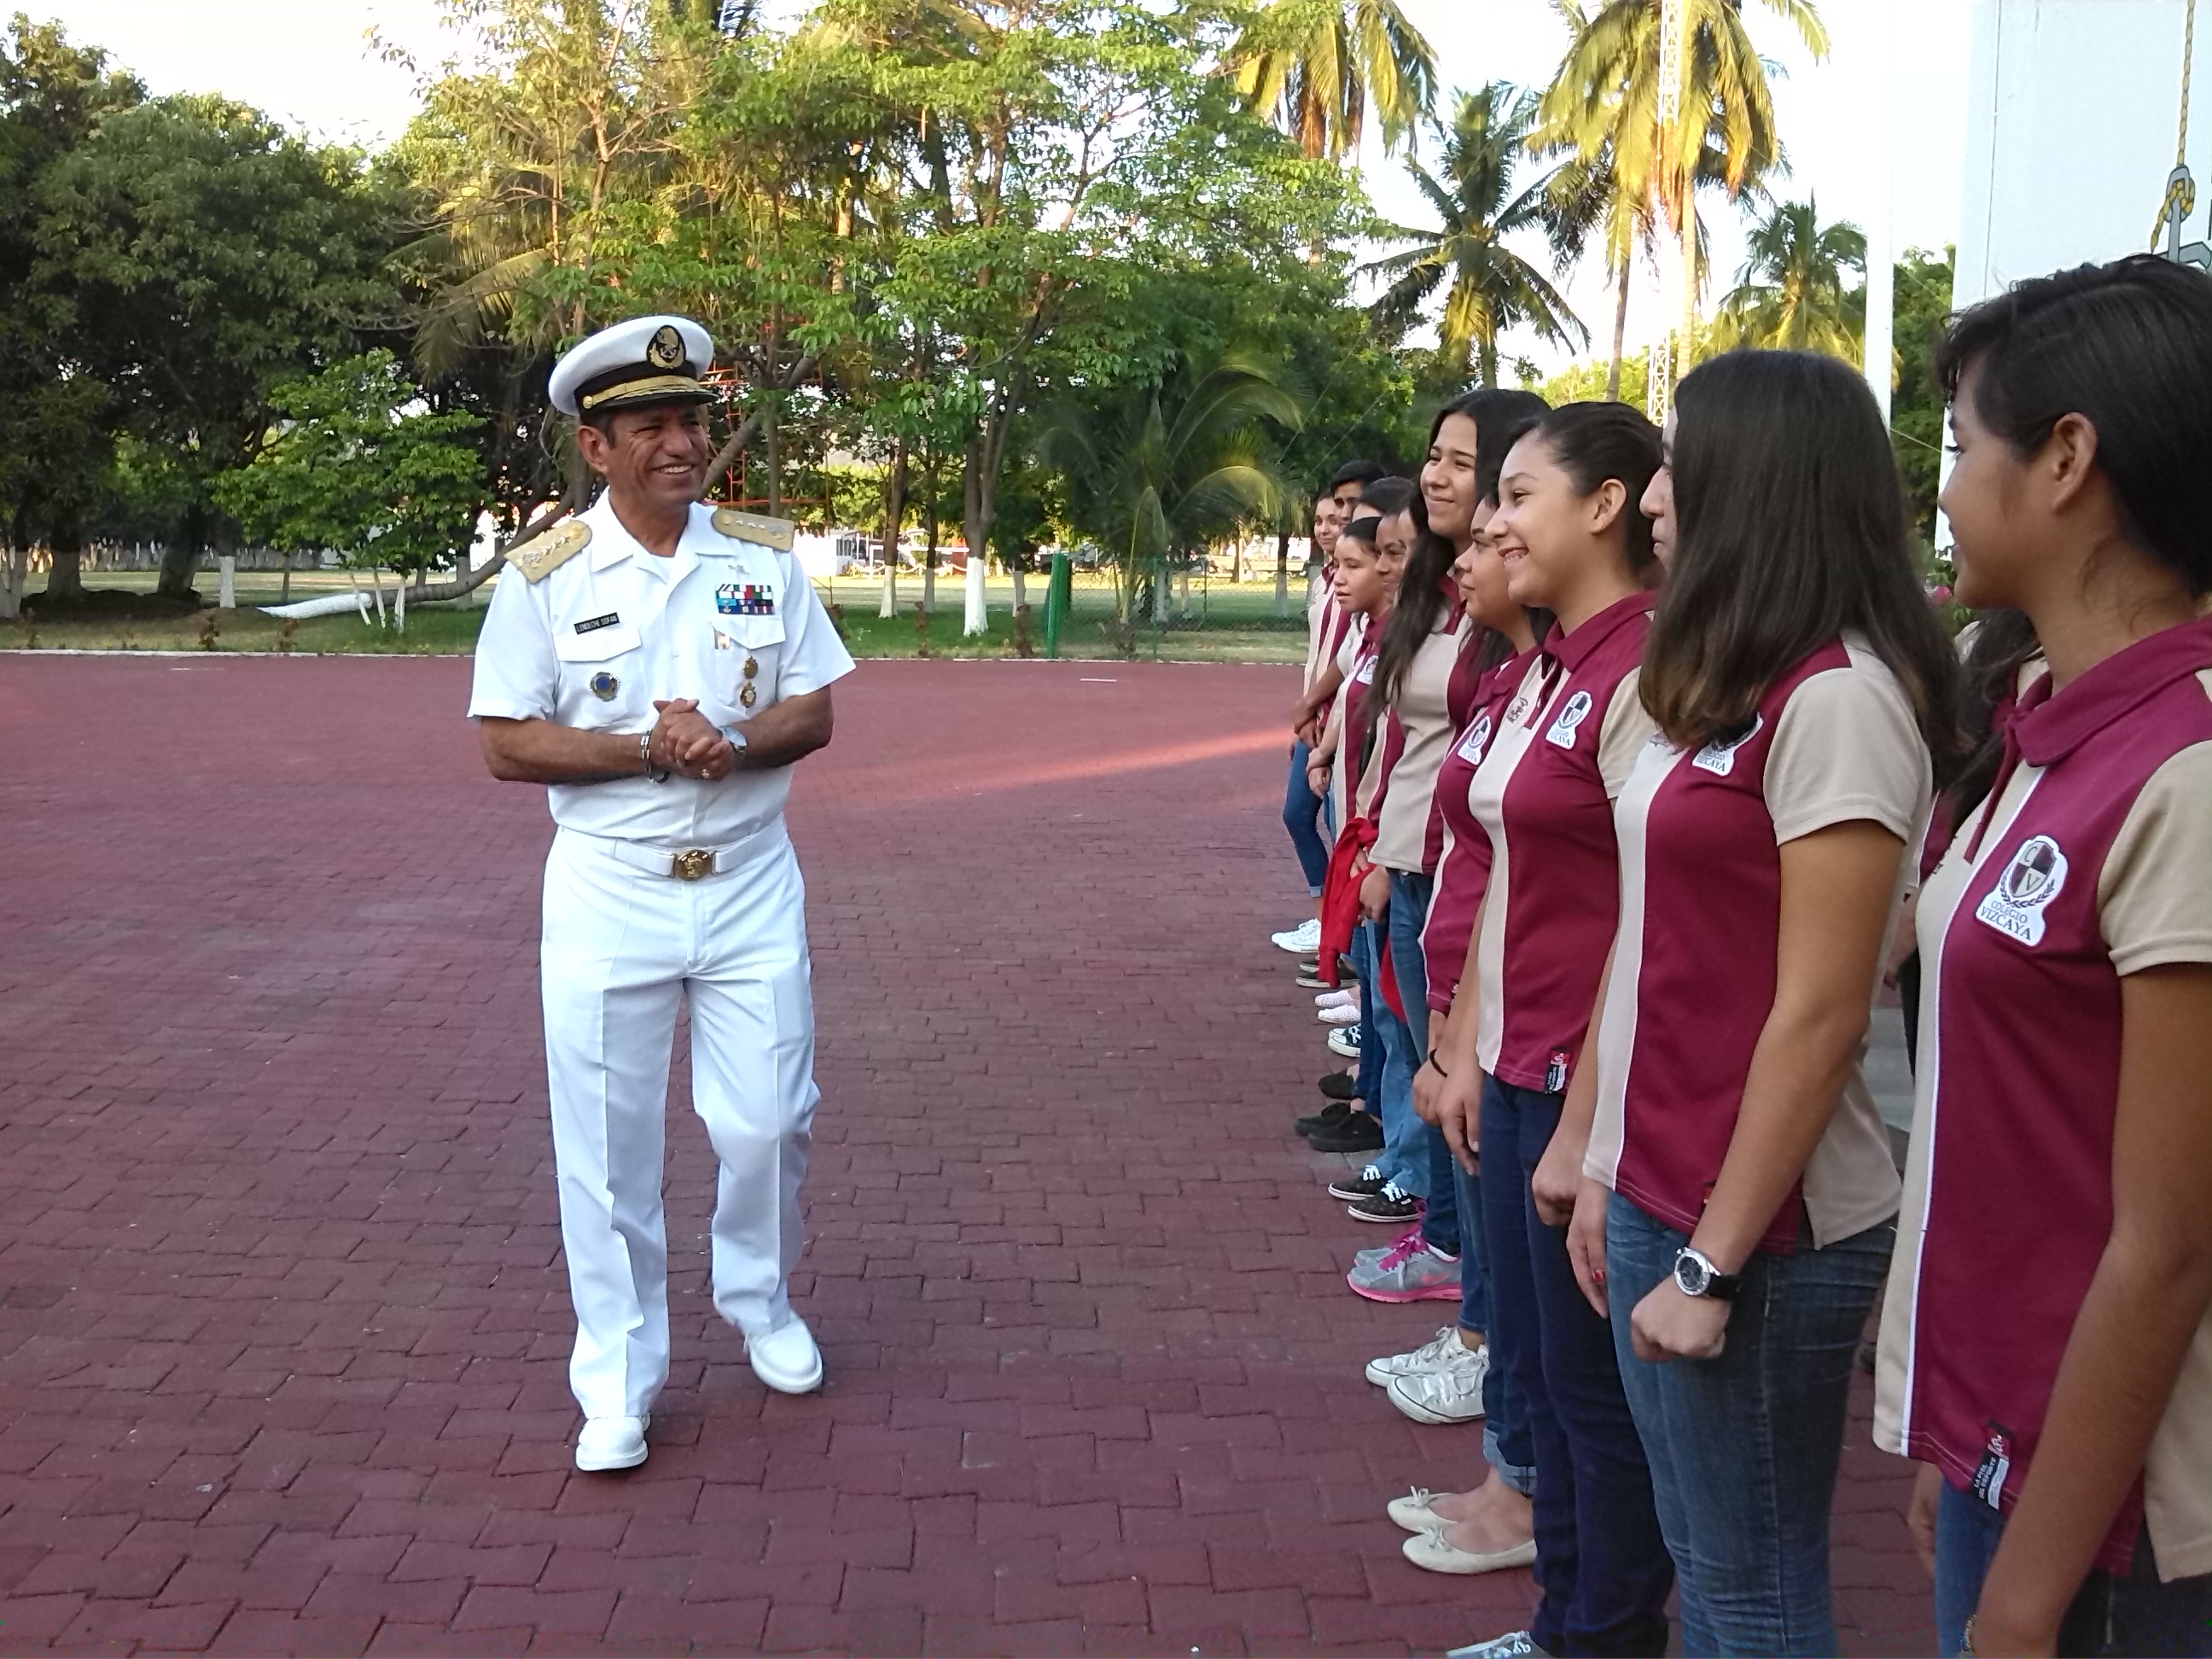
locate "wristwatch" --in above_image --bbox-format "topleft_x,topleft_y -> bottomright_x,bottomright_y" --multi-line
1673,1245 -> 1742,1301
721,725 -> 749,765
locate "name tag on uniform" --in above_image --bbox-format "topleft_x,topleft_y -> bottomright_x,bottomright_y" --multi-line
716,583 -> 776,616
574,613 -> 621,634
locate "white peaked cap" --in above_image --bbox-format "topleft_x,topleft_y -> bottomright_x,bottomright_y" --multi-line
548,315 -> 716,417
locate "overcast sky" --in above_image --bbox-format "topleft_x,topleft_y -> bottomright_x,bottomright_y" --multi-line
29,0 -> 1971,378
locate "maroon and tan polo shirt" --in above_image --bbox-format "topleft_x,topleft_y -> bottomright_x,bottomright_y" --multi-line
1468,591 -> 1658,1092
1586,639 -> 1928,1251
1359,614 -> 1475,876
1875,617 -> 2212,1579
1329,619 -> 1380,829
1422,647 -> 1540,1015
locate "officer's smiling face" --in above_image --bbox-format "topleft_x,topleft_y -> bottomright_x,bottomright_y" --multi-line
579,402 -> 713,510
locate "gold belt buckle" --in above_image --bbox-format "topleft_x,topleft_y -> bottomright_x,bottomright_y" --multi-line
669,848 -> 713,882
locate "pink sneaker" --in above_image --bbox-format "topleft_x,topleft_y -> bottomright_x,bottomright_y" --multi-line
1348,1228 -> 1461,1303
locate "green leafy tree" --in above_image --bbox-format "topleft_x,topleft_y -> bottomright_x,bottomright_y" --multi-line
1231,0 -> 1437,160
0,15 -> 143,614
213,351 -> 484,592
1714,195 -> 1864,356
35,94 -> 399,599
1368,83 -> 1589,387
1889,245 -> 1953,544
1537,0 -> 1824,391
813,0 -> 1353,604
1037,346 -> 1303,636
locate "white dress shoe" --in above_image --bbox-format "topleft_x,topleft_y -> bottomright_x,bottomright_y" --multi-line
748,1317 -> 824,1394
574,1413 -> 649,1472
1404,1525 -> 1538,1575
1388,1487 -> 1449,1532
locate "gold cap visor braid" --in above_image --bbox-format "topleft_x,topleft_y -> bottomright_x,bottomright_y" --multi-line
579,374 -> 717,413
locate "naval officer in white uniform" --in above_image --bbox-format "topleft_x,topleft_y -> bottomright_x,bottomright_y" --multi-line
469,315 -> 855,1472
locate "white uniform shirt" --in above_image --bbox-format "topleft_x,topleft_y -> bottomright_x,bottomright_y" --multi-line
469,493 -> 856,847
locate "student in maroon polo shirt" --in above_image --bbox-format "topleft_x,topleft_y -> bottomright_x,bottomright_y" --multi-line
1872,256 -> 2212,1658
1378,448 -> 1553,1580
1545,351 -> 1958,1657
1426,402 -> 1672,1659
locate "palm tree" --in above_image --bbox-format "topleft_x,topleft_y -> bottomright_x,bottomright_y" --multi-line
1231,0 -> 1437,161
1714,195 -> 1865,356
1037,350 -> 1305,638
1366,84 -> 1590,388
1536,0 -> 1825,396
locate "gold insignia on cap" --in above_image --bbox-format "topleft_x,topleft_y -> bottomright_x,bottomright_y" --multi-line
710,505 -> 795,552
509,519 -> 593,584
646,324 -> 685,370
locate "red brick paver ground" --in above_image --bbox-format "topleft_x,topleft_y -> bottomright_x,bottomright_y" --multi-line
0,656 -> 1934,1656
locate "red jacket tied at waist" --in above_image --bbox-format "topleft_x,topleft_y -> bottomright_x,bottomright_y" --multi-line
1317,816 -> 1402,1020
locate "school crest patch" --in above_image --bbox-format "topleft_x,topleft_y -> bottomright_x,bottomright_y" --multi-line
1974,835 -> 2068,947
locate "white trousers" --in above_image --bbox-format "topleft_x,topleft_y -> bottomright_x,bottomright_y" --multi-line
539,822 -> 819,1419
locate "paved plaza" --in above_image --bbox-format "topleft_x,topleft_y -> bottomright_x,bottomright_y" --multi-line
0,656 -> 1932,1656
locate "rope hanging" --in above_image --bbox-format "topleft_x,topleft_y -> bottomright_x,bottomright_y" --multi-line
2151,0 -> 2199,248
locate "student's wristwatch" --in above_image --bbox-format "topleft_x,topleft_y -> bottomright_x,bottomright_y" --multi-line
1672,1245 -> 1742,1301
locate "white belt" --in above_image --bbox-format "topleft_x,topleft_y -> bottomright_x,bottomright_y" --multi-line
563,822 -> 779,882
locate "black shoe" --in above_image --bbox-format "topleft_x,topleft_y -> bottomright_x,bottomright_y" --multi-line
1318,1071 -> 1359,1102
1306,1110 -> 1383,1153
1327,1164 -> 1390,1201
1295,1100 -> 1353,1138
1348,1182 -> 1421,1225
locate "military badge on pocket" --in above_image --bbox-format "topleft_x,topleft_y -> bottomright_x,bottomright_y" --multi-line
591,672 -> 620,701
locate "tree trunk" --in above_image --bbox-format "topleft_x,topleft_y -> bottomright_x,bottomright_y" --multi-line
879,439 -> 906,620
1479,340 -> 1498,390
922,461 -> 938,617
155,503 -> 204,602
1606,261 -> 1633,401
1274,529 -> 1290,619
765,399 -> 782,518
1,518 -> 28,620
281,546 -> 294,604
46,521 -> 85,603
1011,561 -> 1027,611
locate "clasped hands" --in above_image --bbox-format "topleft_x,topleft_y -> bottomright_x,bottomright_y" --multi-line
649,697 -> 736,782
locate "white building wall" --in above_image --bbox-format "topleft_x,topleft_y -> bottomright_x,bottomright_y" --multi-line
1955,0 -> 2203,308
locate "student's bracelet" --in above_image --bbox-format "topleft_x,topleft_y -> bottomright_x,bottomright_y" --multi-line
1427,1048 -> 1448,1079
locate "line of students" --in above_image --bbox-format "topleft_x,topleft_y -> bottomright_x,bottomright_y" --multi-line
1268,253 -> 2212,1658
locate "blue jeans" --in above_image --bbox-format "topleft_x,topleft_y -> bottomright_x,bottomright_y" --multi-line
1936,1482 -> 2212,1657
1369,890 -> 1429,1201
1607,1194 -> 1893,1657
1481,1077 -> 1674,1656
1284,742 -> 1329,896
1352,921 -> 1382,1109
1454,1151 -> 1536,1495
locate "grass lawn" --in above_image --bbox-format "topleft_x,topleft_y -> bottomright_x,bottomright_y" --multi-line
5,568 -> 1311,664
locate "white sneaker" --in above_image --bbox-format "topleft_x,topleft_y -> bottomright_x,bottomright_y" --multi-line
1272,917 -> 1322,953
1388,1345 -> 1490,1425
748,1316 -> 824,1394
1364,1324 -> 1465,1387
1313,987 -> 1357,1008
1318,1002 -> 1360,1026
574,1413 -> 649,1472
1448,1631 -> 1548,1658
